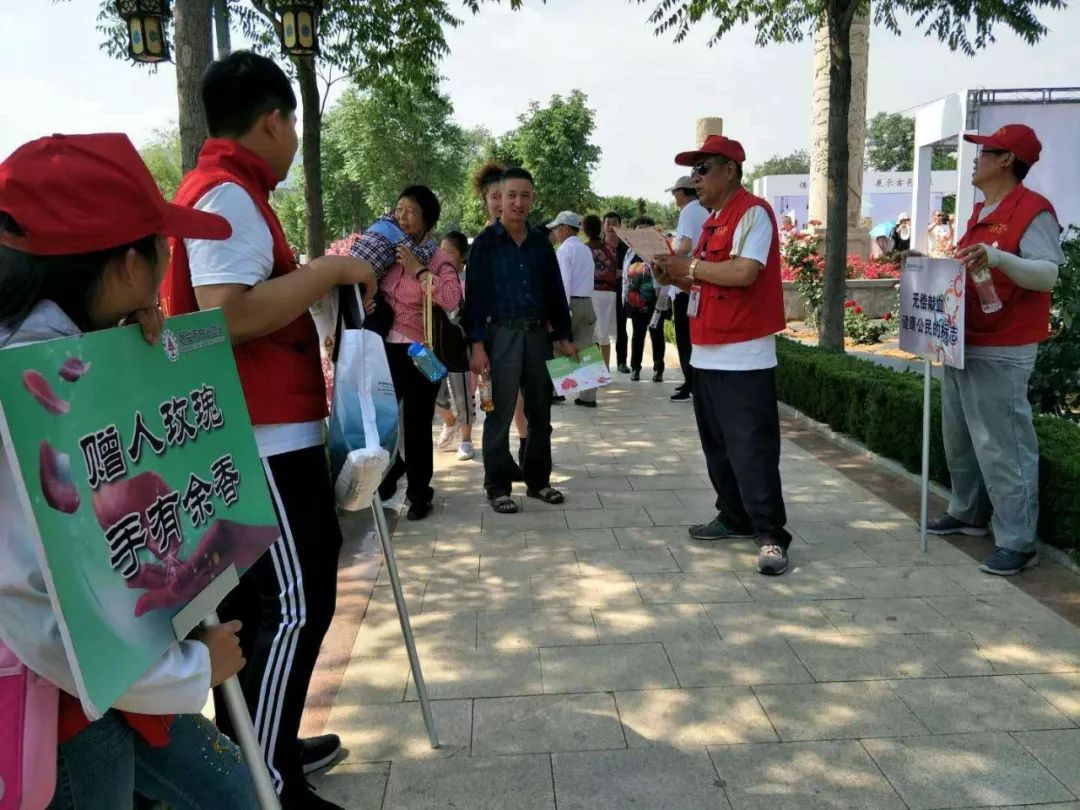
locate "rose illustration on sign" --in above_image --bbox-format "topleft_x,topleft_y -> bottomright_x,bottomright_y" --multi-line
91,471 -> 279,616
23,369 -> 70,415
39,440 -> 80,514
59,358 -> 91,382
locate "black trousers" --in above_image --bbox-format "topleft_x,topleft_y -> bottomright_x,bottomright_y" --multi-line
214,445 -> 343,799
672,292 -> 694,391
692,367 -> 791,549
483,323 -> 554,497
382,342 -> 441,506
615,292 -> 628,366
629,306 -> 667,373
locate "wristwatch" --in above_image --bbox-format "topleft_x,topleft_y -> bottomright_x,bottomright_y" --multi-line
688,259 -> 699,281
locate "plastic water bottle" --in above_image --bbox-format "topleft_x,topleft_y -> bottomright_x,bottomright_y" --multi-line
971,267 -> 1003,313
971,242 -> 1003,314
478,374 -> 494,413
407,342 -> 448,383
650,289 -> 672,330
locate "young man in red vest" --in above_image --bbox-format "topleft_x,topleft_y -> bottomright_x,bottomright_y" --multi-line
162,51 -> 375,809
926,124 -> 1065,576
653,135 -> 791,576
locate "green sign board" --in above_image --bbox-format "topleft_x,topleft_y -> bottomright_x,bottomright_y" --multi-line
0,311 -> 279,716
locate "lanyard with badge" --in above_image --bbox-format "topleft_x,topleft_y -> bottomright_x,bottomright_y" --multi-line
688,207 -> 757,319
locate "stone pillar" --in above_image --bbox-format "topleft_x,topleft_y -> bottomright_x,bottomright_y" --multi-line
696,117 -> 723,146
807,13 -> 871,258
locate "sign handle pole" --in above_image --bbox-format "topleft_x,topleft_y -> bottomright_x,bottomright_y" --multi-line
205,611 -> 282,810
919,359 -> 932,554
371,493 -> 440,748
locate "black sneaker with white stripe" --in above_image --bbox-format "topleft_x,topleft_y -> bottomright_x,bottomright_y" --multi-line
300,733 -> 342,775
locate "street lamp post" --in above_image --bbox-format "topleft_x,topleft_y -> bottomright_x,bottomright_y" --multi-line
276,0 -> 322,57
114,0 -> 172,63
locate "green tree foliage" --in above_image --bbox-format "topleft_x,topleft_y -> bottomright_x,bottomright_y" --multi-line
866,112 -> 957,172
318,77 -> 474,240
639,0 -> 1064,351
744,149 -> 811,191
504,90 -> 602,226
594,195 -> 678,229
138,126 -> 184,200
270,180 -> 309,253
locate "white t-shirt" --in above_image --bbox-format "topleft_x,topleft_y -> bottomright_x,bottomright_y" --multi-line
676,199 -> 710,253
691,204 -> 779,372
185,182 -> 324,458
556,235 -> 596,298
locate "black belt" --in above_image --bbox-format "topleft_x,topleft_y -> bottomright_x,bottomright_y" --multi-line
570,295 -> 591,300
489,316 -> 545,329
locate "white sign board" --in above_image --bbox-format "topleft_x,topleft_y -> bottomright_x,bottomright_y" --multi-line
899,257 -> 966,369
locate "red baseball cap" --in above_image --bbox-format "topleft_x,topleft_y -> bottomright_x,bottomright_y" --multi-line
0,133 -> 230,256
675,135 -> 747,167
963,124 -> 1042,166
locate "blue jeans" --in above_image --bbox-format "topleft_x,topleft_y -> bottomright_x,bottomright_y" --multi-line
941,347 -> 1040,554
49,712 -> 258,810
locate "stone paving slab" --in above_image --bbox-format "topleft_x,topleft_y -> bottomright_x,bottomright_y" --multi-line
471,693 -> 625,756
863,732 -> 1076,810
616,686 -> 777,748
552,748 -> 730,810
539,642 -> 678,693
315,357 -> 1080,808
889,675 -> 1076,733
753,681 -> 928,741
381,754 -> 556,810
707,740 -> 907,810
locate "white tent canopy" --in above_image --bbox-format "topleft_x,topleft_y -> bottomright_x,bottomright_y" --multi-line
912,87 -> 1080,252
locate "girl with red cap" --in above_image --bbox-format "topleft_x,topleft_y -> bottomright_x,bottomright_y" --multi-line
0,133 -> 259,809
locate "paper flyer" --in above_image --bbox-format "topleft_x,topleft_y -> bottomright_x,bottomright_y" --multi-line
545,344 -> 612,395
614,227 -> 672,262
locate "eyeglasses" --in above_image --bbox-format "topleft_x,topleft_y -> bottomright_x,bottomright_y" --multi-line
691,160 -> 713,177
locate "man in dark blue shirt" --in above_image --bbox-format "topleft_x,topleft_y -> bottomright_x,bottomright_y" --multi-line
466,168 -> 576,513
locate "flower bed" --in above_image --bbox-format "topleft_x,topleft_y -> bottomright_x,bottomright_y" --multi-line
775,336 -> 1080,562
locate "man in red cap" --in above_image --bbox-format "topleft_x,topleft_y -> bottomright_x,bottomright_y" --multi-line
163,52 -> 375,808
926,124 -> 1065,576
653,135 -> 791,575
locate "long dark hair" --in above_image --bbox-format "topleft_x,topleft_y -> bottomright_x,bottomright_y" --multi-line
0,214 -> 157,334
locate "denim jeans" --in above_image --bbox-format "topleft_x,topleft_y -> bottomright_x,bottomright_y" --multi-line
49,712 -> 258,810
941,346 -> 1040,554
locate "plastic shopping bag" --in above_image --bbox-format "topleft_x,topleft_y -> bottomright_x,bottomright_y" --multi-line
328,328 -> 399,511
308,285 -> 339,411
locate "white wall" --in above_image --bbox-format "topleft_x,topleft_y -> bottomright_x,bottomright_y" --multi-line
977,103 -> 1080,229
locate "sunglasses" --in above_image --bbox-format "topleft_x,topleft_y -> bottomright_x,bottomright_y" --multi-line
692,160 -> 715,177
978,148 -> 1007,158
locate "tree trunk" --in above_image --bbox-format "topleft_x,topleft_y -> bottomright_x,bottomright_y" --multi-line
819,3 -> 857,351
296,58 -> 326,258
212,0 -> 231,58
173,0 -> 213,174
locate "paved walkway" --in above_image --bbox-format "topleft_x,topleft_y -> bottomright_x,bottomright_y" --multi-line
307,350 -> 1080,810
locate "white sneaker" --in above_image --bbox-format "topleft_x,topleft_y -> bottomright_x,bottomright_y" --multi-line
436,424 -> 459,451
457,441 -> 475,461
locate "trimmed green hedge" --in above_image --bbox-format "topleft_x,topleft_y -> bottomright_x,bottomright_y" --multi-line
775,337 -> 1080,559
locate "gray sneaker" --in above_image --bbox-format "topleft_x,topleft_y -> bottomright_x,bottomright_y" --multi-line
979,547 -> 1038,576
757,544 -> 789,576
688,516 -> 754,541
926,513 -> 990,536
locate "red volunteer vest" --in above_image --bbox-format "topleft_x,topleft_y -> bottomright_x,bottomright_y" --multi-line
690,187 -> 786,345
162,140 -> 327,425
958,183 -> 1056,346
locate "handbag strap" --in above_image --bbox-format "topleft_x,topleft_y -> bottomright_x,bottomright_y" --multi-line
422,272 -> 434,348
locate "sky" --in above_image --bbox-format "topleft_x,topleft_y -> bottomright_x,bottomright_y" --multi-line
2,0 -> 1078,201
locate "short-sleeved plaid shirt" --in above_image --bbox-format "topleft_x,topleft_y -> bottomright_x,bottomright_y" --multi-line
349,214 -> 437,279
